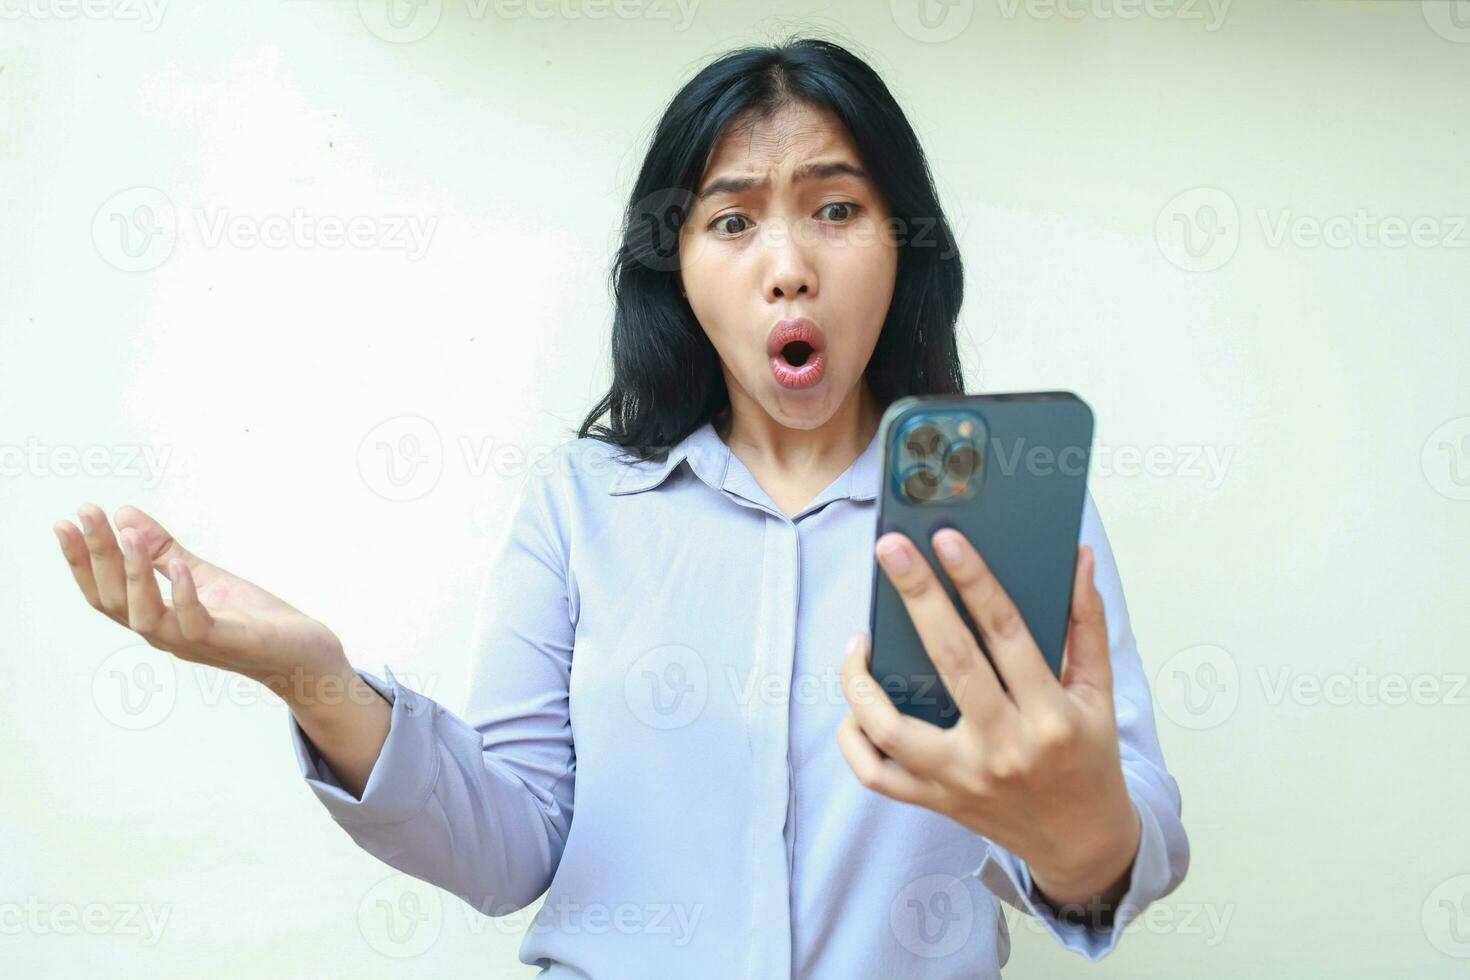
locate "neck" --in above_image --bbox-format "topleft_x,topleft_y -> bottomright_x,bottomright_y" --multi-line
714,379 -> 882,472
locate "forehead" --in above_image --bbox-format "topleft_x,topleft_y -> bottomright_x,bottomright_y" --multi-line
701,101 -> 859,174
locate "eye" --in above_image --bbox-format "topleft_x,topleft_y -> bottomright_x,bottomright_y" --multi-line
818,201 -> 861,222
709,213 -> 751,236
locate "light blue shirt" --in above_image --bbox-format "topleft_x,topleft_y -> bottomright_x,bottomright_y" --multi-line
290,417 -> 1189,978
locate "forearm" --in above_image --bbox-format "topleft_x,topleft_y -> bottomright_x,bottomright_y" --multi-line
275,658 -> 392,800
285,664 -> 572,914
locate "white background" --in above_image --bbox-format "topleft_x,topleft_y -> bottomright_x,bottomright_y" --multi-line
3,1 -> 1468,976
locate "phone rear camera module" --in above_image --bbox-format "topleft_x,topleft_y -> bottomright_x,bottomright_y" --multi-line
903,424 -> 943,459
899,464 -> 941,502
892,410 -> 988,505
943,440 -> 979,480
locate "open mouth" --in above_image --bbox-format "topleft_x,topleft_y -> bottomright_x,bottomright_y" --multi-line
779,340 -> 815,366
766,318 -> 828,390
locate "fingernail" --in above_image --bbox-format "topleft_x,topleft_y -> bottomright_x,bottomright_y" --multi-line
119,530 -> 133,561
877,539 -> 911,573
846,633 -> 863,656
933,530 -> 962,564
77,509 -> 93,535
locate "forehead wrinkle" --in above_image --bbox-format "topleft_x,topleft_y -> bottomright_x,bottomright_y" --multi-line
742,120 -> 841,160
703,129 -> 854,192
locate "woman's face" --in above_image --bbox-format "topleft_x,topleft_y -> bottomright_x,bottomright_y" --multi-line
678,100 -> 897,431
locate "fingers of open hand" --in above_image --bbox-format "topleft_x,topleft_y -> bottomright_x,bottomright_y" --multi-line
74,504 -> 129,623
118,528 -> 218,664
59,507 -> 289,683
166,559 -> 216,643
59,506 -> 221,665
54,519 -> 103,612
165,560 -> 262,670
120,528 -> 169,634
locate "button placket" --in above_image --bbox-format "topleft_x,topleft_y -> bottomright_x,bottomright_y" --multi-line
740,513 -> 799,978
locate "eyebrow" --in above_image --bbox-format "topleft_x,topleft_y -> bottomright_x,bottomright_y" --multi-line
696,159 -> 869,201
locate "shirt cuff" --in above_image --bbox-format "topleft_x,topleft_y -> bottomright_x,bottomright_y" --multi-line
287,663 -> 441,827
972,791 -> 1172,960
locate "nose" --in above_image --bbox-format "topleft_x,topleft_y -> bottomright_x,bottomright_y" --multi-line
771,279 -> 810,299
762,221 -> 817,301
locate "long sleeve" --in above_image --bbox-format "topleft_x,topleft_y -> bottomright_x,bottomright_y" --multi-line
972,489 -> 1191,960
287,467 -> 577,916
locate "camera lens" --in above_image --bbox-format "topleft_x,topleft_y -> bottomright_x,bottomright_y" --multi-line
943,440 -> 979,480
904,424 -> 943,459
900,464 -> 940,501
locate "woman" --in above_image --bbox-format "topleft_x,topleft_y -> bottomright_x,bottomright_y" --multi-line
54,37 -> 1188,978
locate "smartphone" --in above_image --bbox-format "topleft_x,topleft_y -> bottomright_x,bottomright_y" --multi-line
866,391 -> 1094,729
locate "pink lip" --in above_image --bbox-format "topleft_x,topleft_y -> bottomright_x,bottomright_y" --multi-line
766,317 -> 828,358
770,349 -> 826,390
766,317 -> 828,391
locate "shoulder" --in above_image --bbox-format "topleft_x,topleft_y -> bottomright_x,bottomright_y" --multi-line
527,435 -> 662,512
485,437 -> 633,554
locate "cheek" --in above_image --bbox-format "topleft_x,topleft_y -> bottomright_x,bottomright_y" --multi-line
829,239 -> 897,341
679,236 -> 767,358
678,241 -> 722,318
679,263 -> 746,363
679,224 -> 740,292
681,268 -> 727,326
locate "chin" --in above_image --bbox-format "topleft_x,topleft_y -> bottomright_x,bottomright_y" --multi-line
766,391 -> 840,426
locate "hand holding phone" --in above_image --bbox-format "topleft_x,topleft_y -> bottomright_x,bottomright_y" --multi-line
835,391 -> 1143,912
867,391 -> 1093,728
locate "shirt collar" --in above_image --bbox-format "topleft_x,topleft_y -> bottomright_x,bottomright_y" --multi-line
607,418 -> 881,504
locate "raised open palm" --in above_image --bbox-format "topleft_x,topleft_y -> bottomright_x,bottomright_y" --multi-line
55,503 -> 346,696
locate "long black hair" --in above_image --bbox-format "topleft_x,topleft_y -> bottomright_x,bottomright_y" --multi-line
577,35 -> 967,463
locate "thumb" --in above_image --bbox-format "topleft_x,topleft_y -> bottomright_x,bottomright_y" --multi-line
112,505 -> 216,580
1059,544 -> 1113,695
